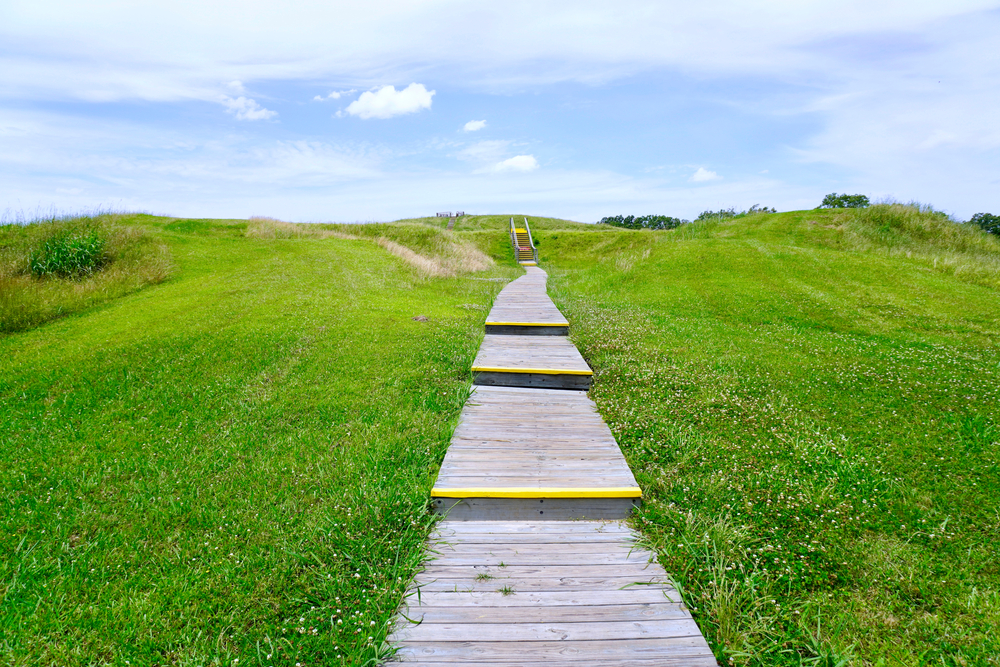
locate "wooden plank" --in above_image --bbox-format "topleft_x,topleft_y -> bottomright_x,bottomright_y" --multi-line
393,618 -> 703,642
433,521 -> 632,534
417,564 -> 664,578
432,498 -> 638,521
411,577 -> 670,592
422,553 -> 655,567
398,589 -> 682,607
425,543 -> 655,557
396,603 -> 687,624
392,637 -> 715,661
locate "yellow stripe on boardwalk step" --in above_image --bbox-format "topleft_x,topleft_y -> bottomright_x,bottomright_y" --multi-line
484,321 -> 566,326
431,487 -> 642,498
471,366 -> 593,376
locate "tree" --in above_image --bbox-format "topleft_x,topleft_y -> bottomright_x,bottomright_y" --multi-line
819,193 -> 870,209
969,212 -> 1000,236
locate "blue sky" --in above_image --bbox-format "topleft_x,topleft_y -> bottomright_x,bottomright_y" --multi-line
2,0 -> 998,222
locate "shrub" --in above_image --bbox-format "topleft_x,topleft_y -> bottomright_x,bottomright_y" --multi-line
599,215 -> 685,230
29,227 -> 107,278
969,212 -> 1000,236
819,193 -> 870,209
1,214 -> 172,333
695,205 -> 776,222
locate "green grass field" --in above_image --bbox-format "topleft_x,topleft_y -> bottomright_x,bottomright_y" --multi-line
3,209 -> 998,666
540,208 -> 1000,665
0,215 -> 518,665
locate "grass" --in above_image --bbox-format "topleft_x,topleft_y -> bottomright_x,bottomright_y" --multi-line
540,207 -> 1000,666
8,206 -> 995,665
0,214 -> 520,666
0,214 -> 172,333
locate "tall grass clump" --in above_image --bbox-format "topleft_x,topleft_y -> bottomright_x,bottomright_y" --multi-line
28,226 -> 107,277
845,202 -> 1000,287
0,214 -> 172,334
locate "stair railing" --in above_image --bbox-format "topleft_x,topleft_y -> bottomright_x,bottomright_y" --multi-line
523,217 -> 538,263
509,217 -> 518,262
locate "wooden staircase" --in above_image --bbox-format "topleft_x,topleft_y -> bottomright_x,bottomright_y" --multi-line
510,217 -> 538,265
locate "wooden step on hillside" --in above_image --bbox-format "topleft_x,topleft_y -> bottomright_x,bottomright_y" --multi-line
389,521 -> 718,665
472,335 -> 592,390
485,267 -> 569,335
432,386 -> 639,520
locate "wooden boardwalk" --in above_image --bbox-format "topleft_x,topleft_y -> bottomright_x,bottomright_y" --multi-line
432,386 -> 639,520
389,264 -> 716,665
485,267 -> 568,335
472,336 -> 592,390
393,522 -> 717,666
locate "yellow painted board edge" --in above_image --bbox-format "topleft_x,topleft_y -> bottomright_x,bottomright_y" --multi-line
514,228 -> 527,232
432,487 -> 642,499
472,366 -> 593,376
485,321 -> 568,326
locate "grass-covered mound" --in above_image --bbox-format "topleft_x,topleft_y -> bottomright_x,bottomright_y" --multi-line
541,206 -> 1000,665
0,215 -> 519,665
0,214 -> 172,333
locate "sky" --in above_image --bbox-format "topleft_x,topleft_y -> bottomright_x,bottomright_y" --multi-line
1,0 -> 998,222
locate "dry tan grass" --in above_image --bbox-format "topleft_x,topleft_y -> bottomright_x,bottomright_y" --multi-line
245,217 -> 356,240
376,238 -> 452,278
246,217 -> 493,278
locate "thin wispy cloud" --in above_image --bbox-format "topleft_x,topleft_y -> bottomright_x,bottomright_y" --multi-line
221,96 -> 277,121
343,84 -> 434,119
314,89 -> 357,101
1,1 -> 998,219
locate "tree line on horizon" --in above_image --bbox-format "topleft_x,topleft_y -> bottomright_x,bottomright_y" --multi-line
598,194 -> 999,236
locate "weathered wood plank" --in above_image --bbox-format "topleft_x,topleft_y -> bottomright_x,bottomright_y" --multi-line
396,603 -> 687,624
393,637 -> 715,661
432,498 -> 639,521
393,618 -> 703,642
398,589 -> 682,607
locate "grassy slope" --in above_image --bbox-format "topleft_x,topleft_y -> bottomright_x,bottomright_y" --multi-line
541,210 -> 1000,666
0,215 -> 518,666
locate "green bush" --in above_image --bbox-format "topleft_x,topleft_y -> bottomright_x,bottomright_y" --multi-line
970,212 -> 1000,236
28,227 -> 107,278
1,214 -> 172,334
695,204 -> 776,221
819,193 -> 870,209
598,214 -> 685,230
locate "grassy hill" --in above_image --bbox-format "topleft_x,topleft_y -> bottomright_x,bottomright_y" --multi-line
0,214 -> 521,665
2,208 -> 997,666
539,207 -> 1000,665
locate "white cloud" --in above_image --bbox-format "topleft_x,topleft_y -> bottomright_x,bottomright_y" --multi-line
463,119 -> 487,132
221,96 -> 277,121
314,89 -> 357,101
494,155 -> 539,173
690,167 -> 721,182
457,140 -> 511,164
344,83 -> 434,119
